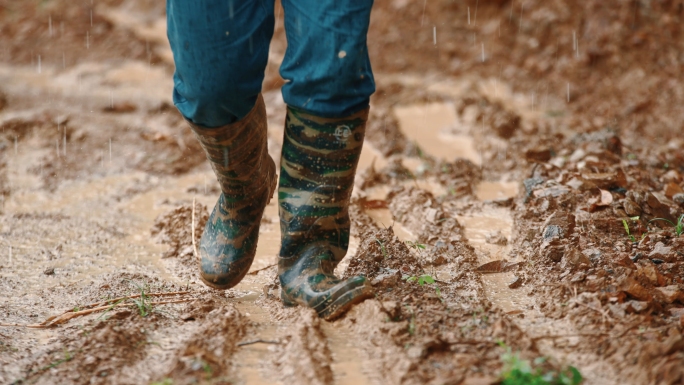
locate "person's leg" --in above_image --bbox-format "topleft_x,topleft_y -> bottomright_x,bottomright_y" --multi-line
167,0 -> 278,290
167,0 -> 275,127
276,0 -> 375,319
279,0 -> 375,118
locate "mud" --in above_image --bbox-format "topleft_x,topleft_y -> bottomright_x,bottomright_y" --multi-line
2,0 -> 684,384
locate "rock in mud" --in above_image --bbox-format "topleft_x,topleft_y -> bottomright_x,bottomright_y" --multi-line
655,285 -> 684,304
673,193 -> 684,207
618,276 -> 653,301
637,260 -> 667,287
562,248 -> 591,269
508,276 -> 524,289
581,169 -> 628,189
649,242 -> 673,262
523,177 -> 544,197
623,197 -> 642,217
485,230 -> 508,246
541,211 -> 575,239
625,300 -> 651,314
581,248 -> 602,263
525,146 -> 552,162
372,270 -> 402,287
646,192 -> 678,222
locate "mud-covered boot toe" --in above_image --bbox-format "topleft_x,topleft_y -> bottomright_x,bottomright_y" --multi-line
279,246 -> 373,320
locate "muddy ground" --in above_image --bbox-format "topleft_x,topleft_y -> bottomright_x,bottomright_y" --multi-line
1,0 -> 684,384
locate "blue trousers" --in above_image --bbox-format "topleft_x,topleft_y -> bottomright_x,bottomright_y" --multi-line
167,0 -> 376,128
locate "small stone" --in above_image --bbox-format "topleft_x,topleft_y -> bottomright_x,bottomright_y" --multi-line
84,355 -> 96,365
425,208 -> 440,223
570,272 -> 586,283
485,230 -> 508,246
649,242 -> 673,261
582,248 -> 602,262
618,276 -> 653,301
673,193 -> 684,206
562,249 -> 591,268
623,198 -> 642,217
525,147 -> 552,162
508,277 -> 523,289
637,260 -> 667,286
430,254 -> 448,266
533,185 -> 571,198
664,182 -> 684,199
544,245 -> 565,262
565,177 -> 585,190
661,169 -> 682,183
542,225 -> 562,240
406,345 -> 426,359
371,271 -> 400,287
581,169 -> 628,189
655,285 -> 684,304
523,177 -> 544,196
43,267 -> 55,275
626,300 -> 650,314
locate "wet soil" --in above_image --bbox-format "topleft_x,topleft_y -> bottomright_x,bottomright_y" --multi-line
2,0 -> 684,384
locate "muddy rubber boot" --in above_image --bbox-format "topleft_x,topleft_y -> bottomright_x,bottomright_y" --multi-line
188,94 -> 277,290
277,106 -> 373,320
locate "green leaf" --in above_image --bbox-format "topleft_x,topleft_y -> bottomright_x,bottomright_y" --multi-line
568,366 -> 583,385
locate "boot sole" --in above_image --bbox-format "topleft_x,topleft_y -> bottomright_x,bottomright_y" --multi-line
318,284 -> 374,321
199,274 -> 234,291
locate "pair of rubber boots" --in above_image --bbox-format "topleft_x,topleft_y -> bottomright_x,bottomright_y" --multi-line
188,94 -> 372,320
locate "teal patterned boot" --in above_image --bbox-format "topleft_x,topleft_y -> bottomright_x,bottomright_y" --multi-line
278,106 -> 373,320
189,94 -> 277,290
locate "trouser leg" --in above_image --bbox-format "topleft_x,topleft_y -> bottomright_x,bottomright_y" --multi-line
167,0 -> 276,127
279,0 -> 376,118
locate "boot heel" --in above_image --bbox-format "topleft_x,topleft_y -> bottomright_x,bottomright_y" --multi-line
280,290 -> 298,307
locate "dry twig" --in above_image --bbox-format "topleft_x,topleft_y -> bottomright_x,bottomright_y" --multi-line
0,295 -> 192,328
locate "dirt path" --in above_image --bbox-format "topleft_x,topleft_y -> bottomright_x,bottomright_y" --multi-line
2,1 -> 684,384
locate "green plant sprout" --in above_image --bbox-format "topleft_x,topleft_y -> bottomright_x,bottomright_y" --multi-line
405,274 -> 443,302
499,342 -> 583,385
622,219 -> 636,242
375,238 -> 388,258
405,240 -> 426,250
406,274 -> 435,286
649,214 -> 684,237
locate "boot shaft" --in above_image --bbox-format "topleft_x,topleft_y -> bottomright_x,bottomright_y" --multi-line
278,107 -> 369,268
188,94 -> 271,200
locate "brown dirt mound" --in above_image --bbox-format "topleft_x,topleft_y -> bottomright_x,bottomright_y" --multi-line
151,201 -> 209,261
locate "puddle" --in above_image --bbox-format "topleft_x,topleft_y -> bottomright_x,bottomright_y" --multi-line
393,102 -> 482,165
474,181 -> 519,201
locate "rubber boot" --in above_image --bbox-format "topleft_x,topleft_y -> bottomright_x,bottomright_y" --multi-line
277,106 -> 373,320
188,94 -> 277,290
